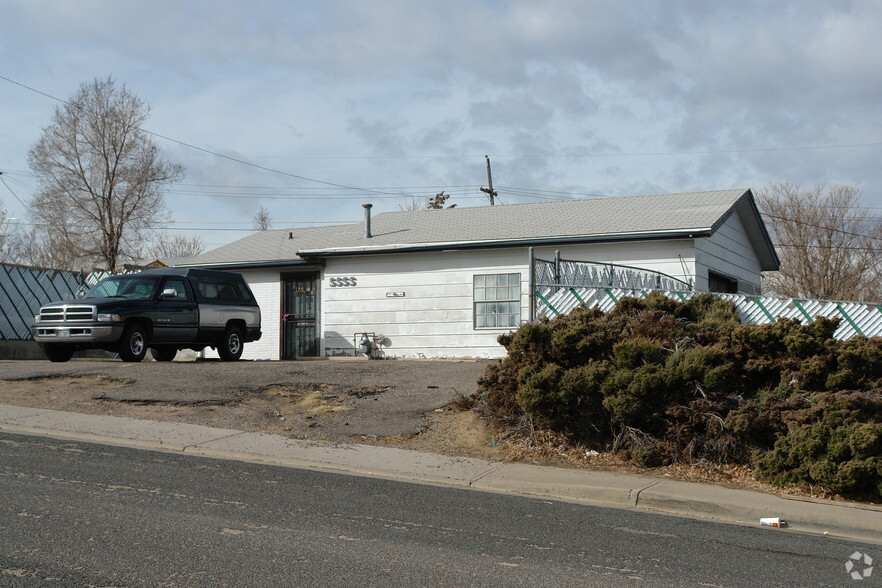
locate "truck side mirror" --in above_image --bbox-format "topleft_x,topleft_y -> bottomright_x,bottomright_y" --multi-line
161,288 -> 178,299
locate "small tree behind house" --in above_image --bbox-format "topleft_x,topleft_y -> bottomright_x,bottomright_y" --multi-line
757,182 -> 882,302
150,233 -> 206,259
253,206 -> 272,230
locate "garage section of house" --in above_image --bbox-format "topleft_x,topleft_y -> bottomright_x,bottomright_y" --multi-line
177,188 -> 778,360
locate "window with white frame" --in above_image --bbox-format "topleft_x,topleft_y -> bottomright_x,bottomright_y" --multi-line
474,273 -> 521,328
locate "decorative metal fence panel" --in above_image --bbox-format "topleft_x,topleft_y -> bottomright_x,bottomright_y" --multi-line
534,286 -> 882,341
0,264 -> 123,340
534,256 -> 691,292
532,256 -> 882,340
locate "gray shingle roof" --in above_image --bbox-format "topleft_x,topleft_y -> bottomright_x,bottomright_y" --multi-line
185,189 -> 777,269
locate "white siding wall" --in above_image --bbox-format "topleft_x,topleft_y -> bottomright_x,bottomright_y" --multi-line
210,232 -> 763,360
694,212 -> 763,293
322,249 -> 531,359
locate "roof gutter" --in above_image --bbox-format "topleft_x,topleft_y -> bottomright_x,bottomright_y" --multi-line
179,259 -> 324,271
296,229 -> 713,258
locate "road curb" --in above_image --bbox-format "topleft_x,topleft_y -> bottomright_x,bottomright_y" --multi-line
1,404 -> 881,545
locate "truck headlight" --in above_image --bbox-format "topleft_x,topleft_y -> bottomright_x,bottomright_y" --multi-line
97,313 -> 122,322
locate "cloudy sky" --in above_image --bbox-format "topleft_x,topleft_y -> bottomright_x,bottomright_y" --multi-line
2,0 -> 881,250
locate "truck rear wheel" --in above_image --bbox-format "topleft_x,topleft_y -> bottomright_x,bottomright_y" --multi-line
218,327 -> 243,361
119,324 -> 148,362
43,345 -> 73,363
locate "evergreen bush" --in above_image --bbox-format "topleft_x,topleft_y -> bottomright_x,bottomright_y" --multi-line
475,294 -> 882,499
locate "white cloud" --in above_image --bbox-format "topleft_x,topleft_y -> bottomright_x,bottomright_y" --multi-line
2,0 -> 882,251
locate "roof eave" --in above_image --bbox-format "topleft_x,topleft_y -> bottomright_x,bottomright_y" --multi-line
297,229 -> 712,258
710,189 -> 780,271
178,259 -> 322,271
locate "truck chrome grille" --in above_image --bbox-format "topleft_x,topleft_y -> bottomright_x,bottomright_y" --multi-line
39,305 -> 95,322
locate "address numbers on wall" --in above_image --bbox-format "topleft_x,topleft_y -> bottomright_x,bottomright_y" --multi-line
329,276 -> 358,287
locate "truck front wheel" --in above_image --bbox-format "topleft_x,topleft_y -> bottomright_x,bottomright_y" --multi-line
119,324 -> 148,362
218,327 -> 243,361
43,345 -> 73,363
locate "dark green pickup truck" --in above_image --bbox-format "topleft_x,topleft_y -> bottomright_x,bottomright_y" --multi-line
31,268 -> 262,362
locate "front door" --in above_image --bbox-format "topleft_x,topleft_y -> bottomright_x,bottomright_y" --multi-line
282,275 -> 318,359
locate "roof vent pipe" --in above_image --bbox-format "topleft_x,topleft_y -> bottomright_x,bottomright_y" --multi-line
362,203 -> 373,238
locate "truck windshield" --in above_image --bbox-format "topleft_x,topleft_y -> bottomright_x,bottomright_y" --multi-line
86,275 -> 159,300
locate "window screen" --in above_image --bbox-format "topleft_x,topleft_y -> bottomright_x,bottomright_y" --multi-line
474,273 -> 521,329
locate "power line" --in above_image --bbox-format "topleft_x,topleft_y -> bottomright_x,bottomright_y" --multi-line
0,173 -> 29,209
176,182 -> 481,190
0,74 -> 399,198
762,212 -> 882,243
165,190 -> 483,202
774,242 -> 882,252
6,74 -> 882,167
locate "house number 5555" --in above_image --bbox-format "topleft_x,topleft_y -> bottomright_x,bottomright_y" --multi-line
329,276 -> 357,287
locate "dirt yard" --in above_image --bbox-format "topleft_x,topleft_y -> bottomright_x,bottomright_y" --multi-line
0,357 -> 854,501
0,358 -> 509,461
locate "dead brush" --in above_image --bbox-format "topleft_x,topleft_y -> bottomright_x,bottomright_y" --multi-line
449,392 -> 479,411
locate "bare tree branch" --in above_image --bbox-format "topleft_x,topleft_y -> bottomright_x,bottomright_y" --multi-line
758,182 -> 882,301
149,233 -> 206,259
26,76 -> 184,271
252,206 -> 272,231
0,204 -> 10,263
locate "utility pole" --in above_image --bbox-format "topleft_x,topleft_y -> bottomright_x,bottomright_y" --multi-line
480,155 -> 498,206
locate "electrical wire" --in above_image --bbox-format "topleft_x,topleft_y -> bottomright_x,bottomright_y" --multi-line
5,74 -> 882,247
0,174 -> 30,209
762,212 -> 882,243
0,74 -> 399,197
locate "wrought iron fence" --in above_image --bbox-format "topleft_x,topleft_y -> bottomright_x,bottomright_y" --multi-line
534,256 -> 691,292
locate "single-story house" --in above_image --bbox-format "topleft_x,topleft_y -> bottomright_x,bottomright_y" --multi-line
179,188 -> 778,360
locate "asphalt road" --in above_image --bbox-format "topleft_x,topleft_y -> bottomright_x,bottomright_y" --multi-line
2,432 -> 877,587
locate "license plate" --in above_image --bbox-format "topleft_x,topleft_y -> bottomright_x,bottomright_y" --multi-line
56,329 -> 70,337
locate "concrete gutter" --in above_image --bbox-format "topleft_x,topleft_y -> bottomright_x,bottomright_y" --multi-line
1,404 -> 880,545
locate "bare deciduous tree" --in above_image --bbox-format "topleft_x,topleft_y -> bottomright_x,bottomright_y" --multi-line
400,197 -> 423,212
149,233 -> 206,259
7,225 -> 82,270
27,76 -> 184,271
757,182 -> 882,301
0,204 -> 10,263
252,206 -> 272,230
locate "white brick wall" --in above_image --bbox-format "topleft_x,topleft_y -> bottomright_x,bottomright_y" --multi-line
200,269 -> 280,360
240,269 -> 281,360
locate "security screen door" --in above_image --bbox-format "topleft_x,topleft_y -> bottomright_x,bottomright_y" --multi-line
283,275 -> 318,359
